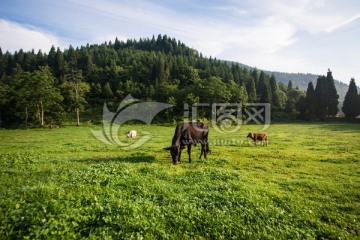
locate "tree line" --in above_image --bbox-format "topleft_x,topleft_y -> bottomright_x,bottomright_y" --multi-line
299,69 -> 360,121
0,34 -> 351,127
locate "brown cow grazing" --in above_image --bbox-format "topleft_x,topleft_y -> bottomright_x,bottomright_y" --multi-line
247,132 -> 268,146
164,122 -> 210,164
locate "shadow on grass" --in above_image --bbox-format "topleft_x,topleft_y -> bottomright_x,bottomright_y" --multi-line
74,153 -> 156,164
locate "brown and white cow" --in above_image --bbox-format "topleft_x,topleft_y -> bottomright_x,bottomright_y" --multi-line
247,132 -> 268,146
164,122 -> 210,164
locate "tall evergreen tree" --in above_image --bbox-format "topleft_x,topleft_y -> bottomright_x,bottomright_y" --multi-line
36,50 -> 45,68
102,82 -> 114,99
314,70 -> 339,120
84,55 -> 94,79
22,50 -> 36,72
260,79 -> 272,104
246,77 -> 257,103
251,69 -> 258,89
304,82 -> 317,120
114,37 -> 121,51
287,80 -> 293,92
326,69 -> 339,116
269,74 -> 280,108
256,71 -> 266,97
67,45 -> 77,69
342,78 -> 360,120
54,47 -> 65,78
47,46 -> 56,70
315,75 -> 328,120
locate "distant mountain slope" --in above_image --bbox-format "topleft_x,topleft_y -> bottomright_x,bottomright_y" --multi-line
265,71 -> 349,102
233,62 -> 349,102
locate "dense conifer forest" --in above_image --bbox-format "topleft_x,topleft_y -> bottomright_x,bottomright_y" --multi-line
0,34 -> 356,127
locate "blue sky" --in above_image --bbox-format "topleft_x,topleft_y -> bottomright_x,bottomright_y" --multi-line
1,0 -> 359,85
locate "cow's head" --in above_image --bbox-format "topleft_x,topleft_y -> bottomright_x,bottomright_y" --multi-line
246,132 -> 253,138
164,145 -> 185,164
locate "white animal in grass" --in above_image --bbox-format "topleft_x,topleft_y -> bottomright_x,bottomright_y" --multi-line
126,130 -> 137,138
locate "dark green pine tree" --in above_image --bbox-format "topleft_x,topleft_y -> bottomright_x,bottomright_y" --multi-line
102,82 -> 114,99
315,75 -> 328,120
47,46 -> 56,70
84,55 -> 94,79
67,45 -> 77,69
304,82 -> 317,120
54,47 -> 65,78
114,37 -> 121,51
256,71 -> 266,97
246,77 -> 257,103
342,78 -> 360,120
269,74 -> 280,108
251,69 -> 258,89
14,49 -> 25,66
287,80 -> 293,92
260,77 -> 272,104
36,50 -> 46,68
326,69 -> 339,116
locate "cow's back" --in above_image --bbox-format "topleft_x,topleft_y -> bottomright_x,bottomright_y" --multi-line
172,122 -> 208,145
254,133 -> 267,141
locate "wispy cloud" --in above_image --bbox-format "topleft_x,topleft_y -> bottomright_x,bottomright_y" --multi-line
0,19 -> 63,52
269,0 -> 360,33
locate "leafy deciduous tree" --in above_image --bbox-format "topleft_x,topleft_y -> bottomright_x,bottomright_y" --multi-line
62,69 -> 90,126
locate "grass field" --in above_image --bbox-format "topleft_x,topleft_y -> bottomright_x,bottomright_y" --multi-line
0,122 -> 359,239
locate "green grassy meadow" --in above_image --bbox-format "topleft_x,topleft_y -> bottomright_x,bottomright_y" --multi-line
0,122 -> 359,239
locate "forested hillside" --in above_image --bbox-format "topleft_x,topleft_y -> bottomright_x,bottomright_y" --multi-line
0,34 -> 335,127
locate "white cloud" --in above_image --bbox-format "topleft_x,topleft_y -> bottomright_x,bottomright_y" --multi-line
269,0 -> 360,34
236,16 -> 297,54
0,19 -> 62,53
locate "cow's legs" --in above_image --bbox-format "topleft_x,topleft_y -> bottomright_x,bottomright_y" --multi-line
204,143 -> 208,158
200,142 -> 208,159
187,145 -> 192,163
